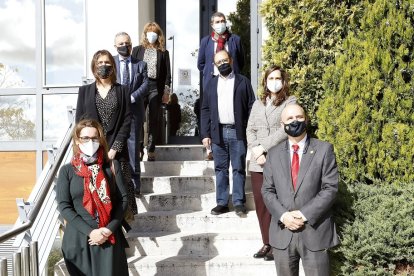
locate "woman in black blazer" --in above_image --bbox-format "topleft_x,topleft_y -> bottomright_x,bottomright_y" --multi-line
132,22 -> 171,161
75,49 -> 137,218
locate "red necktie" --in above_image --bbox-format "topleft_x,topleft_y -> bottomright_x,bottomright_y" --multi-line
291,144 -> 300,190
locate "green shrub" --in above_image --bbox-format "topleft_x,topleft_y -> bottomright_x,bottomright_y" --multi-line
317,0 -> 414,183
333,182 -> 414,275
260,0 -> 364,133
228,0 -> 251,78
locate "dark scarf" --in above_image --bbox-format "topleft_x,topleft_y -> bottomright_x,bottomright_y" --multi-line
71,147 -> 115,244
211,30 -> 230,53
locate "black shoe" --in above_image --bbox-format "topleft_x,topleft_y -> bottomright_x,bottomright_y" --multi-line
134,189 -> 141,197
234,205 -> 247,216
264,250 -> 274,261
253,244 -> 271,258
211,205 -> 229,215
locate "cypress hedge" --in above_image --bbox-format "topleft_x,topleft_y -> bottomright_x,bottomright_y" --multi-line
317,0 -> 414,183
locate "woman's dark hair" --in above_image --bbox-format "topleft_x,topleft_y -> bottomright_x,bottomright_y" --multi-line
260,65 -> 290,106
90,50 -> 117,85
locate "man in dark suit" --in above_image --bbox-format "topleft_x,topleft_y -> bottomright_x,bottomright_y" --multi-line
114,32 -> 149,195
201,50 -> 255,216
197,11 -> 244,91
262,104 -> 340,276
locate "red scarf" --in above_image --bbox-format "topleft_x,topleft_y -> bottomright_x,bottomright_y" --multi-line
211,31 -> 230,53
71,147 -> 115,244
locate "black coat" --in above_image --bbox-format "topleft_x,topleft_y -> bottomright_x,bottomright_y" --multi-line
75,82 -> 131,162
131,45 -> 171,99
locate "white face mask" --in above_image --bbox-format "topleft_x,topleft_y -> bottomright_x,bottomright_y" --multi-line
146,32 -> 158,44
267,79 -> 283,93
213,23 -> 227,35
79,141 -> 100,157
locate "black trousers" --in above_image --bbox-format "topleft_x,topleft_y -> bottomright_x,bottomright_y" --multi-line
146,90 -> 160,153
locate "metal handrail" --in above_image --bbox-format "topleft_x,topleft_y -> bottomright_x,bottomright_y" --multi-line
0,120 -> 74,244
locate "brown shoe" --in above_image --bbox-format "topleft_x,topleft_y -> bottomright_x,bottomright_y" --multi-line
205,152 -> 213,161
253,244 -> 271,258
147,152 -> 155,161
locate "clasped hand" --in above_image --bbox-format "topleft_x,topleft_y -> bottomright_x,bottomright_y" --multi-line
88,227 -> 112,246
282,211 -> 305,231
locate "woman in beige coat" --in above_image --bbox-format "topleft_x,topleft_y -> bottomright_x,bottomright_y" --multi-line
246,65 -> 296,261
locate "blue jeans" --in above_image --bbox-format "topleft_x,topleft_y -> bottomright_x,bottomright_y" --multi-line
211,126 -> 247,206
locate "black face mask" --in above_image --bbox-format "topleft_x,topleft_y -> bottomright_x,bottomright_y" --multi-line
283,120 -> 307,137
97,65 -> 112,79
117,45 -> 131,57
218,63 -> 232,77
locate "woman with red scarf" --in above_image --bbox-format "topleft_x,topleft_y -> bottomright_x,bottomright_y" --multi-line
57,119 -> 129,276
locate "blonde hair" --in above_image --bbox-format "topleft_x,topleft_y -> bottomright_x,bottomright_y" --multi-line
140,22 -> 166,51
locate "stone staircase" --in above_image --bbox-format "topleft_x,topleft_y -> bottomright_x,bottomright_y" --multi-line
126,144 -> 276,275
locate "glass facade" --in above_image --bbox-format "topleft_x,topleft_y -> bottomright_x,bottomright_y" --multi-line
0,95 -> 36,141
0,0 -> 36,88
44,0 -> 85,86
0,151 -> 36,224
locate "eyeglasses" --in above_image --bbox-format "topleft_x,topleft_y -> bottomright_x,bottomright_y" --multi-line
214,58 -> 230,66
79,136 -> 100,143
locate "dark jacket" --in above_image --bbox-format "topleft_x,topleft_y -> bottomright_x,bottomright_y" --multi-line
200,73 -> 255,144
131,45 -> 171,99
75,82 -> 131,162
114,55 -> 149,126
197,33 -> 244,89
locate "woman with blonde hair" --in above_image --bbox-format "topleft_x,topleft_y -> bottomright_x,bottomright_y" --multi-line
56,119 -> 129,275
132,22 -> 171,161
246,65 -> 296,261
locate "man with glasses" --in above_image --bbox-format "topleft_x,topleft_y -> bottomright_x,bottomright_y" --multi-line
114,32 -> 149,196
200,50 -> 255,216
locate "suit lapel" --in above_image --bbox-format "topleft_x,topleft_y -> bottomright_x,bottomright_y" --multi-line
295,137 -> 316,193
280,140 -> 294,192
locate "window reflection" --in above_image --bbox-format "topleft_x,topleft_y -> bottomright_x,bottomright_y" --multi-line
43,94 -> 77,140
0,95 -> 36,141
0,0 -> 36,88
45,0 -> 84,86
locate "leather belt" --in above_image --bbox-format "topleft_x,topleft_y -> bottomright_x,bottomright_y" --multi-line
220,124 -> 235,129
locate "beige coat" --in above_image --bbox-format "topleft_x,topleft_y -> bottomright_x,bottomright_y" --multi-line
246,96 -> 296,172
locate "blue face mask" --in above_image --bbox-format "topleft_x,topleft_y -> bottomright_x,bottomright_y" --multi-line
284,120 -> 306,137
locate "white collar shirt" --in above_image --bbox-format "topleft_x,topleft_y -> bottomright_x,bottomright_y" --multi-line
119,55 -> 132,84
217,72 -> 235,124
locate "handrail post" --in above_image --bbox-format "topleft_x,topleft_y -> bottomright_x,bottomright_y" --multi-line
21,246 -> 30,276
13,252 -> 21,276
29,241 -> 38,276
0,258 -> 7,276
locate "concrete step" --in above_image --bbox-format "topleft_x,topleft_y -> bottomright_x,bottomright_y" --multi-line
149,145 -> 206,161
125,231 -> 264,257
127,255 -> 280,276
141,176 -> 216,194
137,192 -> 256,212
129,211 -> 261,233
141,175 -> 253,194
141,161 -> 215,176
